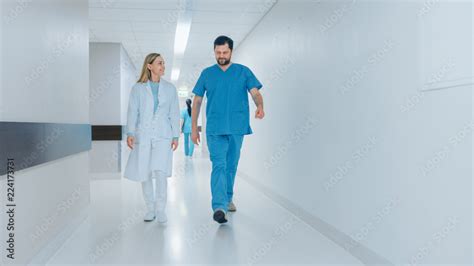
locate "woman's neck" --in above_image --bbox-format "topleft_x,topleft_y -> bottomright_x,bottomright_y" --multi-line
150,74 -> 160,82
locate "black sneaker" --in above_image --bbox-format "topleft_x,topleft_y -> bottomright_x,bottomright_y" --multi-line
213,209 -> 228,224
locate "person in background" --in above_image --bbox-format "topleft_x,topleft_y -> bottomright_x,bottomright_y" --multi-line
181,98 -> 194,158
124,53 -> 180,223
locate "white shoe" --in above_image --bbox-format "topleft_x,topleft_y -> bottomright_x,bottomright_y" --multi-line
228,202 -> 236,212
143,211 -> 155,222
156,211 -> 168,223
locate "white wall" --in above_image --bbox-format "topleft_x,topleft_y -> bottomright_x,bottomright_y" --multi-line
120,46 -> 138,173
89,42 -> 121,125
89,42 -> 137,177
120,45 -> 137,125
0,0 -> 89,264
0,2 -> 3,120
234,0 -> 472,264
1,0 -> 89,124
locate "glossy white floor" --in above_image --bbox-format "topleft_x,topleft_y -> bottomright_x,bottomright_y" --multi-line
47,144 -> 363,265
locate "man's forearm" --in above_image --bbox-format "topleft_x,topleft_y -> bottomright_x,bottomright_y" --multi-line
251,91 -> 264,109
191,96 -> 203,130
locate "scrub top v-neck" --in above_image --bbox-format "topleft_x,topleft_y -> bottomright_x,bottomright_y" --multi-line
149,81 -> 159,114
192,63 -> 262,136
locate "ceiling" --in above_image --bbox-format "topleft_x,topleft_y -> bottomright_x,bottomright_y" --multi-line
88,0 -> 276,93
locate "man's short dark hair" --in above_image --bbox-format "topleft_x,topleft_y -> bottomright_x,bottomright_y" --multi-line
214,35 -> 234,50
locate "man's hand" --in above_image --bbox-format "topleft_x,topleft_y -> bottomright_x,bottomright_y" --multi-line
191,129 -> 200,145
127,136 -> 135,149
171,139 -> 179,151
255,106 -> 265,119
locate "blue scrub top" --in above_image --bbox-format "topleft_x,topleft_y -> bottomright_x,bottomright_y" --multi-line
192,63 -> 262,136
149,81 -> 160,114
181,108 -> 192,133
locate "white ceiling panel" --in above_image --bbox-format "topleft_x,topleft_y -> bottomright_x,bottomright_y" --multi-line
131,21 -> 178,33
192,0 -> 275,12
192,11 -> 263,25
89,19 -> 133,32
90,9 -> 173,21
89,0 -> 277,90
89,0 -> 180,9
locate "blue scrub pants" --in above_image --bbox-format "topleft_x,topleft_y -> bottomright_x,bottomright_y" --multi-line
207,134 -> 244,212
183,133 -> 194,156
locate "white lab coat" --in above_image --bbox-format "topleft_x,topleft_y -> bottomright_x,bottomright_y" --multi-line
124,79 -> 180,182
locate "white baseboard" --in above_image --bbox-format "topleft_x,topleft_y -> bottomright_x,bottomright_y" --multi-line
422,76 -> 474,92
28,206 -> 90,266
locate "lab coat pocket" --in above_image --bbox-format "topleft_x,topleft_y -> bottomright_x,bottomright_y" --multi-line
150,138 -> 173,176
124,143 -> 151,182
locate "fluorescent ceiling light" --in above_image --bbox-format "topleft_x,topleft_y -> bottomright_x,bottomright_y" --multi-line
171,0 -> 193,84
173,18 -> 192,56
171,68 -> 181,81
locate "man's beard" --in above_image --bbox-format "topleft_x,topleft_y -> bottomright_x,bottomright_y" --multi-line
217,58 -> 231,66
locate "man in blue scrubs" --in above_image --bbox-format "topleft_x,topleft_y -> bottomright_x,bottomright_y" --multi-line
191,36 -> 265,224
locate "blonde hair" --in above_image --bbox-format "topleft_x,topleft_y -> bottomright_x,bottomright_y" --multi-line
138,53 -> 161,83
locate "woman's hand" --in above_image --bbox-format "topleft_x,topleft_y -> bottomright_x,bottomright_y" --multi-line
127,136 -> 135,149
171,139 -> 179,151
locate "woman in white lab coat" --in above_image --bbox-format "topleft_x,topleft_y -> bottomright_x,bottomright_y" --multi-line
124,53 -> 180,223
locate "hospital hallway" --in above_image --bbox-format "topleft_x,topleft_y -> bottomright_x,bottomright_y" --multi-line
0,0 -> 473,265
45,146 -> 364,265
